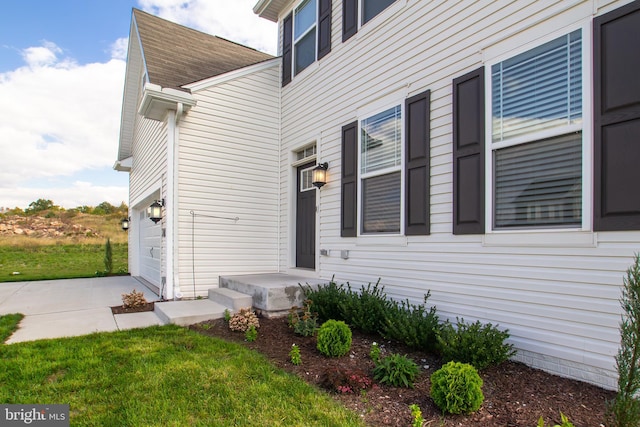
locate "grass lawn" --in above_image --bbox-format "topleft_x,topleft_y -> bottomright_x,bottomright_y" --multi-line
0,323 -> 363,426
0,243 -> 128,282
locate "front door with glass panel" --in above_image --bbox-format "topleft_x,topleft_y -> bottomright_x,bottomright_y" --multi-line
296,162 -> 316,269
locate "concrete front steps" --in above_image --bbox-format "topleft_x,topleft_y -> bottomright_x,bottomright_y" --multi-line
152,273 -> 328,326
219,273 -> 327,317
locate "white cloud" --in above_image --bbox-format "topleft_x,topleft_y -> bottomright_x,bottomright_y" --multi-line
138,0 -> 278,55
0,41 -> 126,207
110,38 -> 129,61
21,41 -> 64,67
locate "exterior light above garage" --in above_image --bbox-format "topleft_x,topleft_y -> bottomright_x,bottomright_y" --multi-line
149,200 -> 164,224
312,162 -> 329,189
121,217 -> 130,231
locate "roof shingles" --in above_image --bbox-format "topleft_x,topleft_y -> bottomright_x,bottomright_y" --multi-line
133,8 -> 274,91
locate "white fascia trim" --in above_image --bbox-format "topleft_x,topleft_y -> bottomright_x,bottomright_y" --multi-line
138,83 -> 197,121
253,0 -> 279,22
113,156 -> 133,172
183,58 -> 281,92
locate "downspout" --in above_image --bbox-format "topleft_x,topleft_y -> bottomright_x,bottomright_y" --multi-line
165,102 -> 184,300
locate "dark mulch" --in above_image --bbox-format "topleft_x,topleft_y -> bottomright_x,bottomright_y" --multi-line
191,317 -> 614,427
110,302 -> 154,314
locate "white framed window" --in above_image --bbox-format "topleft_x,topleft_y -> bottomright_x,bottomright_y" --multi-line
299,166 -> 316,192
488,28 -> 588,230
293,0 -> 317,75
362,0 -> 396,25
359,105 -> 403,234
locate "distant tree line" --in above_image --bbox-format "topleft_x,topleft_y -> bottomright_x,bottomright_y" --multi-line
1,199 -> 128,218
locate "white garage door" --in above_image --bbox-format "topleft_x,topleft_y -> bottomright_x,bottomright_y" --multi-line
139,209 -> 162,289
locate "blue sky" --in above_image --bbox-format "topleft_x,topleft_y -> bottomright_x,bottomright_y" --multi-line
0,0 -> 277,210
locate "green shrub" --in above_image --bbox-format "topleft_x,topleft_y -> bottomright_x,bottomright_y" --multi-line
340,281 -> 393,334
537,412 -> 575,427
430,361 -> 484,414
383,291 -> 440,352
301,278 -> 347,322
288,300 -> 319,337
372,353 -> 420,388
317,320 -> 352,357
437,317 -> 515,369
245,325 -> 258,342
608,253 -> 640,427
104,238 -> 113,274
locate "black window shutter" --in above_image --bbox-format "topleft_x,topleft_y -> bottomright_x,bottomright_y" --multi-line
342,0 -> 358,42
405,90 -> 430,236
452,67 -> 485,235
341,121 -> 358,237
594,0 -> 640,231
318,0 -> 332,60
282,13 -> 293,87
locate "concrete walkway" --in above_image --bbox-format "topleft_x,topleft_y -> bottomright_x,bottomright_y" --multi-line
0,276 -> 162,343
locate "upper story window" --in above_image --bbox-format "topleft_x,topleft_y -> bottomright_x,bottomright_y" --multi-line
360,105 -> 403,234
362,0 -> 396,24
294,0 -> 317,75
282,0 -> 332,86
490,30 -> 584,230
343,0 -> 397,41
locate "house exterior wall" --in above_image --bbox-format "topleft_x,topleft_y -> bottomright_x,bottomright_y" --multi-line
274,0 -> 639,389
129,102 -> 168,286
176,63 -> 281,297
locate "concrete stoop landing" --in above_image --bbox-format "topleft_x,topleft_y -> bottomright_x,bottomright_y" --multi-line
154,273 -> 327,326
219,273 -> 326,317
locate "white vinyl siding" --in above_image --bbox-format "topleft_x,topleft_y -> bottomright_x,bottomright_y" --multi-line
177,64 -> 280,296
277,0 -> 637,390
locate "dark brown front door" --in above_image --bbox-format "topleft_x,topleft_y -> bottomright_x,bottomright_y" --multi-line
296,162 -> 316,269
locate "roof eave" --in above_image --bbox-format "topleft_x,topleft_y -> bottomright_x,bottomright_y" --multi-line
253,0 -> 286,22
138,83 -> 197,121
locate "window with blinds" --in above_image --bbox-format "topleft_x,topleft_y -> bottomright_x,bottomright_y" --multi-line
491,30 -> 583,229
360,105 -> 402,233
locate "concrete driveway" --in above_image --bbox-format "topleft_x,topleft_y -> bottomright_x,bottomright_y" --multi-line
0,276 -> 161,343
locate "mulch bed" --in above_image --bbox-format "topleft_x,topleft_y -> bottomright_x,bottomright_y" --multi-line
191,317 -> 614,426
110,302 -> 154,314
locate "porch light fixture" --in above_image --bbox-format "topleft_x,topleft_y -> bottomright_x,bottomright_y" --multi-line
149,199 -> 164,224
312,162 -> 329,189
121,217 -> 130,231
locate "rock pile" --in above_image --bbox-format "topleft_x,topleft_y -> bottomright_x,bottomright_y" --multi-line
0,215 -> 100,239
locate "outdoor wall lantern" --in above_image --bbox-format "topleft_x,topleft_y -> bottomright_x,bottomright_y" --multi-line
121,217 -> 130,231
312,162 -> 329,189
149,199 -> 164,224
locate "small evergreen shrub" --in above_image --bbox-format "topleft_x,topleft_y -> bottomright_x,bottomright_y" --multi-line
340,281 -> 393,334
104,238 -> 113,274
301,278 -> 347,322
608,253 -> 640,427
288,300 -> 319,337
317,320 -> 352,357
383,291 -> 440,352
437,317 -> 515,369
430,361 -> 484,414
320,367 -> 373,394
229,307 -> 260,333
372,353 -> 420,388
